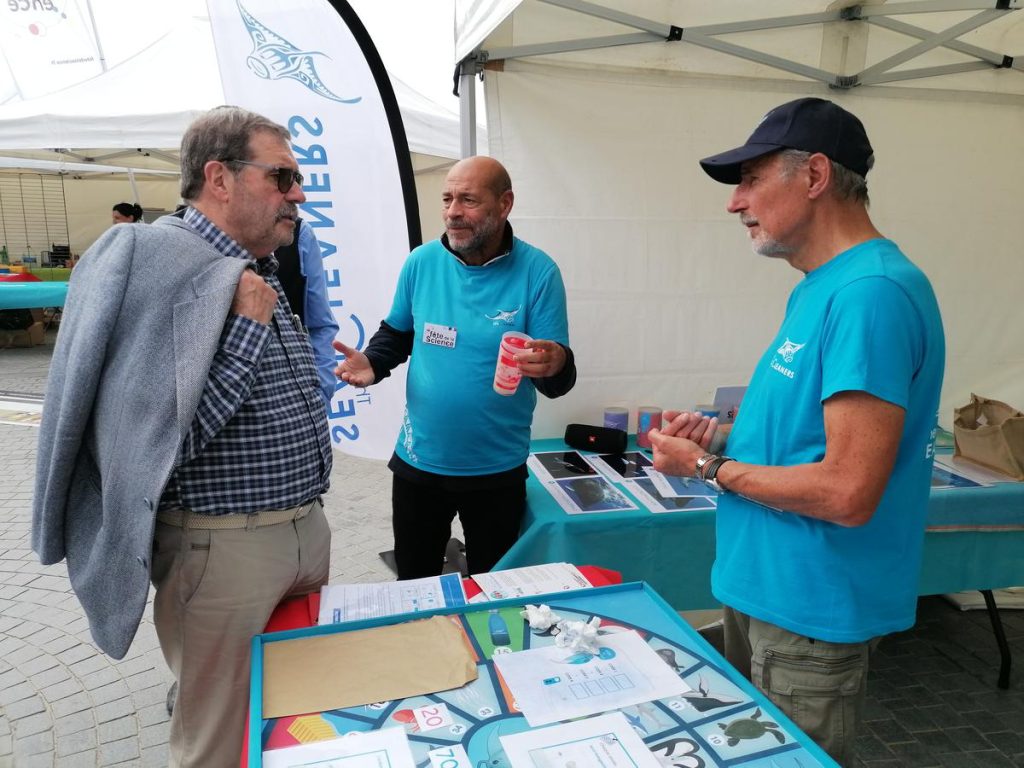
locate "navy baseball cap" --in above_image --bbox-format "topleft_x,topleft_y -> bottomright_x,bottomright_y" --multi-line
699,97 -> 874,184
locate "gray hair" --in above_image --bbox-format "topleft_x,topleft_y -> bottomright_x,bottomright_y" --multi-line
179,106 -> 290,201
778,149 -> 871,206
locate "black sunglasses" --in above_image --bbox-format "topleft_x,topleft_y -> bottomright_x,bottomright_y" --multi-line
221,159 -> 303,193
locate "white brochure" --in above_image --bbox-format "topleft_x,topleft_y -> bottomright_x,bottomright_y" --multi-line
472,563 -> 591,601
499,712 -> 662,768
934,453 -> 1010,485
585,451 -> 654,482
493,630 -> 690,726
528,450 -> 600,482
262,726 -> 415,768
318,573 -> 467,626
643,468 -> 708,498
545,475 -> 638,515
624,477 -> 717,514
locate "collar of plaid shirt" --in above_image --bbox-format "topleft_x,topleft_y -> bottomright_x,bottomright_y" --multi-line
183,206 -> 280,276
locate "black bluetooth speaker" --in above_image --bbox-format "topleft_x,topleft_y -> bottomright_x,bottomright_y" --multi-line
564,423 -> 628,454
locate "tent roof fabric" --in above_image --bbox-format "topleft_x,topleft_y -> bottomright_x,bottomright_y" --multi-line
0,2 -> 476,161
455,0 -> 1024,97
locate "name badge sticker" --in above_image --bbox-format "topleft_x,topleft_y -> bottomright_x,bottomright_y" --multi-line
423,323 -> 457,348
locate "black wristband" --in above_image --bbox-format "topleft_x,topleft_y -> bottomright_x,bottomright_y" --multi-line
704,456 -> 735,491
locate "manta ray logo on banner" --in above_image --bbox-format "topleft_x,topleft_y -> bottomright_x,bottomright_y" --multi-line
207,0 -> 419,459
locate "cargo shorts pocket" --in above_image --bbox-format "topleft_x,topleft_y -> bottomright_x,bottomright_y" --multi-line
752,640 -> 868,761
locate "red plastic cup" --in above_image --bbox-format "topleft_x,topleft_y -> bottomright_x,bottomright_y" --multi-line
493,332 -> 532,396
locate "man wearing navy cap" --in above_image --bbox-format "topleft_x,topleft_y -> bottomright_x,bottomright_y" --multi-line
649,98 -> 945,763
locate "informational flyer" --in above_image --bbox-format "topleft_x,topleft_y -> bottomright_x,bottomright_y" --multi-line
624,477 -> 717,514
318,574 -> 467,626
585,451 -> 653,482
930,464 -> 987,490
528,451 -> 600,482
546,475 -> 638,515
643,468 -> 708,498
262,726 -> 415,768
934,453 -> 1012,485
499,712 -> 662,768
492,630 -> 690,726
472,563 -> 591,601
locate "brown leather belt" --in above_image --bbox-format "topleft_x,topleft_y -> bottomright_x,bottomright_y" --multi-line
156,499 -> 319,530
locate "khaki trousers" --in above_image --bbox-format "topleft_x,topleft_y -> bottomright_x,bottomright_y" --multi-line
723,605 -> 875,767
151,501 -> 331,768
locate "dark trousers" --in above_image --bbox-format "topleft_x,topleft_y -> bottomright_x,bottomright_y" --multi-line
392,473 -> 526,579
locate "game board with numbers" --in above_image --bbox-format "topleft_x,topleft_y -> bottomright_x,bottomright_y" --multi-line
249,583 -> 836,768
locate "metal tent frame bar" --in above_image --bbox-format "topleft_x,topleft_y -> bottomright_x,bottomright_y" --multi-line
459,0 -> 1022,153
51,148 -> 181,169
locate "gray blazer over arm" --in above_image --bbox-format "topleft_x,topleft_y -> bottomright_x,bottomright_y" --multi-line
32,217 -> 247,659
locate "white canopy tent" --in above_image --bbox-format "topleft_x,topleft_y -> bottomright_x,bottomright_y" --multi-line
454,0 -> 1024,432
0,0 -> 482,255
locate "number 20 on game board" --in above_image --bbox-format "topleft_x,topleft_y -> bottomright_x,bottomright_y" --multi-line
414,703 -> 454,732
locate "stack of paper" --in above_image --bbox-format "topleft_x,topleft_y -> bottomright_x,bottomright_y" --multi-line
318,573 -> 467,626
471,563 -> 591,602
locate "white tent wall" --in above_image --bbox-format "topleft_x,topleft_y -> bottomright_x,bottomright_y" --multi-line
62,177 -> 181,253
13,162 -> 449,260
485,61 -> 1024,435
411,154 -> 454,244
0,148 -> 453,261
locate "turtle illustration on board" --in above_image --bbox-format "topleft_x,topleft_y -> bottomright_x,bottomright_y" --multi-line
718,708 -> 785,746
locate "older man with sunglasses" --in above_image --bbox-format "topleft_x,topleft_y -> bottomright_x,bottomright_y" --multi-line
33,106 -> 332,767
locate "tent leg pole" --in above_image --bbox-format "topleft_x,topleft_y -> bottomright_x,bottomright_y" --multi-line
127,169 -> 140,208
460,68 -> 477,158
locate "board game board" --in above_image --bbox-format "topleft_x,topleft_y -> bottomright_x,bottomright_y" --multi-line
249,584 -> 836,767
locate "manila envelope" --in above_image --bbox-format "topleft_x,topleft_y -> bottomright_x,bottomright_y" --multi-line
262,615 -> 477,719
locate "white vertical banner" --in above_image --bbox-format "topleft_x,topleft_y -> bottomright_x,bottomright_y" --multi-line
207,0 -> 417,460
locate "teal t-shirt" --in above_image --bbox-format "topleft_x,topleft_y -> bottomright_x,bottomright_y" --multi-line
385,237 -> 569,475
713,239 -> 945,642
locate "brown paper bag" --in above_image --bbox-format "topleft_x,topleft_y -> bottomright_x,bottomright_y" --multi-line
953,394 -> 1024,480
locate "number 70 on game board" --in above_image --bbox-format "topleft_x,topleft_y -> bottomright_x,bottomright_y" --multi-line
428,744 -> 472,768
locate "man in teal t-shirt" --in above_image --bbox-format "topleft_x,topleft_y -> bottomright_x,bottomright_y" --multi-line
647,98 -> 945,765
334,157 -> 576,579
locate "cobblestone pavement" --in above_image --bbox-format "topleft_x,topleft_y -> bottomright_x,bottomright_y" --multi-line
0,335 -> 396,766
1,336 -> 1022,767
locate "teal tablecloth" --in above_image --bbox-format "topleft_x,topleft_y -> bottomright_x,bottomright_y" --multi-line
0,282 -> 68,309
496,439 -> 1024,610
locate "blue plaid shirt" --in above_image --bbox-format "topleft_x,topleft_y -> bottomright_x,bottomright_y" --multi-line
159,207 -> 332,515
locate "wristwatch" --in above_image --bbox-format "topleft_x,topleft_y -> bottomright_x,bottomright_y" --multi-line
694,453 -> 718,479
703,456 -> 735,493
